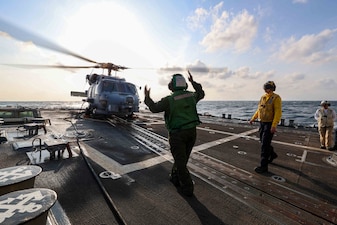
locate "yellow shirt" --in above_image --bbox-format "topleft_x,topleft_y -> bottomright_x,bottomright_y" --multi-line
251,92 -> 282,128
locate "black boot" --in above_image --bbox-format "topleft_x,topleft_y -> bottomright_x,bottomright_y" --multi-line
169,172 -> 180,187
255,166 -> 268,173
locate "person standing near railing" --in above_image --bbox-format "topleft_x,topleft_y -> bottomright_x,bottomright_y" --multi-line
314,100 -> 336,151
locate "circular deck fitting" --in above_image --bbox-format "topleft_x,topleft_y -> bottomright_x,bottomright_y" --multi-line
99,171 -> 121,180
271,175 -> 286,182
237,151 -> 247,155
286,152 -> 297,157
0,165 -> 42,196
324,155 -> 337,167
0,188 -> 57,225
131,145 -> 139,150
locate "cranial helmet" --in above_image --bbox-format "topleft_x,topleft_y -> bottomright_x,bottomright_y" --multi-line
263,81 -> 276,91
168,74 -> 188,91
320,100 -> 330,106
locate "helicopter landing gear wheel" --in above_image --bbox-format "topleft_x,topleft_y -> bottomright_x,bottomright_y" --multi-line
85,107 -> 96,118
126,113 -> 134,120
85,108 -> 91,116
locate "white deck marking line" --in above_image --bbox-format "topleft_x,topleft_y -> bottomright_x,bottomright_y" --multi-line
80,142 -> 125,175
80,142 -> 172,176
296,150 -> 308,162
271,139 -> 331,153
80,126 -> 329,176
81,128 -> 261,175
122,154 -> 172,174
198,126 -> 332,154
193,127 -> 259,152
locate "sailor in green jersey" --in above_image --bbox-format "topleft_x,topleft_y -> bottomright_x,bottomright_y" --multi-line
144,71 -> 205,196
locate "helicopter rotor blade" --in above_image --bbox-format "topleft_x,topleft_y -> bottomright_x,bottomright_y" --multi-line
1,18 -> 223,75
99,63 -> 129,70
0,18 -> 97,64
3,64 -> 99,69
158,66 -> 223,74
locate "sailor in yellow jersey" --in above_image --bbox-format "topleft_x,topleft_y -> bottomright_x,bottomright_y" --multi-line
249,81 -> 282,173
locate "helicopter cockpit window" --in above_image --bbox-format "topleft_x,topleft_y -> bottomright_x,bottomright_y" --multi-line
101,81 -> 137,94
117,83 -> 126,93
102,81 -> 117,92
125,83 -> 137,94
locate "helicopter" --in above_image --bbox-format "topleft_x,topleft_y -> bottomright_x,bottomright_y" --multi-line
70,64 -> 140,118
1,18 -> 223,119
0,18 -> 140,118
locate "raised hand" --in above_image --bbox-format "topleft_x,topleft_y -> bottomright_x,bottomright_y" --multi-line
144,85 -> 151,98
188,70 -> 194,83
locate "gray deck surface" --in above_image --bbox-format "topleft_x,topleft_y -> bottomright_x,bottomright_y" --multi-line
0,110 -> 336,225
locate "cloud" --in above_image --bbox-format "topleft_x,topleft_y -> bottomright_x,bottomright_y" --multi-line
200,9 -> 258,53
288,73 -> 306,81
318,78 -> 337,89
0,31 -> 11,38
274,29 -> 337,64
187,7 -> 209,31
157,60 -> 225,75
187,3 -> 258,53
279,72 -> 306,90
0,30 -> 37,51
224,67 -> 275,80
187,60 -> 210,74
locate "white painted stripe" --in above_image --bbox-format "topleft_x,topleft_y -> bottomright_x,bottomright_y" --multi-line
80,142 -> 172,175
80,125 -> 329,176
81,143 -> 125,175
81,128 -> 257,175
296,150 -> 308,162
193,128 -> 259,152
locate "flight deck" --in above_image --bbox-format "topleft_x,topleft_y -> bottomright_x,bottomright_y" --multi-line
0,110 -> 336,225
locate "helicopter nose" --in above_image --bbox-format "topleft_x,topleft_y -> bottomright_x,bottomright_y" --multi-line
126,96 -> 134,104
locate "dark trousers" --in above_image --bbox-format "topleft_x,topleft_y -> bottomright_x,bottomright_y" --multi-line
259,122 -> 274,167
169,127 -> 196,188
334,128 -> 337,149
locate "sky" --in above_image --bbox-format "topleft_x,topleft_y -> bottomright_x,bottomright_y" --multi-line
0,0 -> 336,102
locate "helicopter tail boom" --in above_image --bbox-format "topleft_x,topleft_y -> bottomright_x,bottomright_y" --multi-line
71,91 -> 87,97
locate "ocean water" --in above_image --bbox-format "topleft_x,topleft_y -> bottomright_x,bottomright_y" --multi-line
196,101 -> 337,128
1,100 -> 336,128
0,101 -> 87,110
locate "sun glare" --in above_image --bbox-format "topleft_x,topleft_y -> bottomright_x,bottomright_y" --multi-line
58,2 -> 165,68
